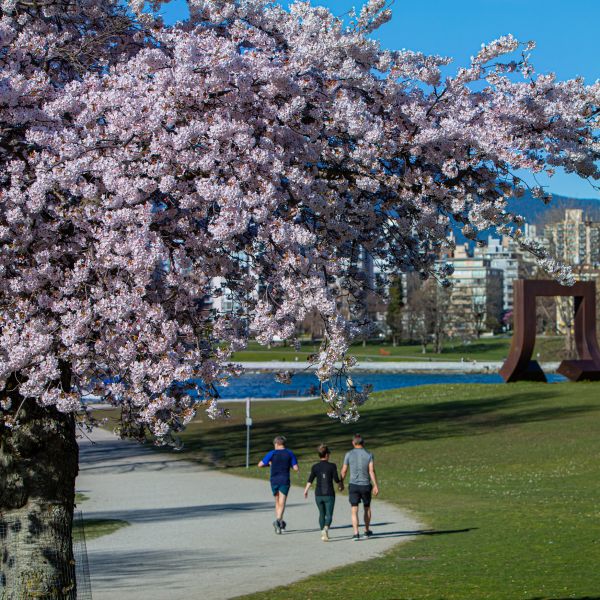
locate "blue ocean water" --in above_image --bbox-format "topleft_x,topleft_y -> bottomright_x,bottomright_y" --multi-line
214,371 -> 567,399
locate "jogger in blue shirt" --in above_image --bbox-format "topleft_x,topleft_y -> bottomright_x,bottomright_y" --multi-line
258,435 -> 299,534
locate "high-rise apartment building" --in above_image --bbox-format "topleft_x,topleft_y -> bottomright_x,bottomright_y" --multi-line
474,235 -> 535,313
441,245 -> 504,337
544,209 -> 600,266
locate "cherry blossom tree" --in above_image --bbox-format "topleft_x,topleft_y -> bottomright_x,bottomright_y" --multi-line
1,0 -> 598,595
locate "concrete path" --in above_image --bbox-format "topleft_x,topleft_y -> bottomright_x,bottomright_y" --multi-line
239,360 -> 560,373
77,429 -> 423,600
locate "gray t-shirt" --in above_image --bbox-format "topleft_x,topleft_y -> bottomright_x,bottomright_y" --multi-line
343,448 -> 374,486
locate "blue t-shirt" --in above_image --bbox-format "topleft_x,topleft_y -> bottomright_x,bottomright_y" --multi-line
261,449 -> 298,485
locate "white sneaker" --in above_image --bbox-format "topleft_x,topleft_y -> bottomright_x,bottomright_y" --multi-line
321,527 -> 329,541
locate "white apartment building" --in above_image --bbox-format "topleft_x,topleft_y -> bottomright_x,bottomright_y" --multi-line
473,235 -> 536,313
544,209 -> 600,266
444,245 -> 504,337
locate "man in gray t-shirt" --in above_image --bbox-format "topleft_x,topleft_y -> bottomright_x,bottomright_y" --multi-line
340,434 -> 379,541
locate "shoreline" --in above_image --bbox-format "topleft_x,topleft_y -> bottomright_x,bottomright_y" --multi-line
83,363 -> 564,407
238,360 -> 561,374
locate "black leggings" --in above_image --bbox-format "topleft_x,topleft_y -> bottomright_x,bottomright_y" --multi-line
315,495 -> 335,529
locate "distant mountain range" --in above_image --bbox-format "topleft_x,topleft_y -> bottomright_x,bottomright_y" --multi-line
506,191 -> 600,227
452,191 -> 600,244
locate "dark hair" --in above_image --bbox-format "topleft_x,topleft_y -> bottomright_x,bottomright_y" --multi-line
352,434 -> 364,446
317,444 -> 330,458
273,435 -> 287,446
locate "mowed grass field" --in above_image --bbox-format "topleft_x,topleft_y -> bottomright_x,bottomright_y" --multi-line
232,336 -> 565,363
127,381 -> 600,600
74,492 -> 130,541
74,519 -> 130,541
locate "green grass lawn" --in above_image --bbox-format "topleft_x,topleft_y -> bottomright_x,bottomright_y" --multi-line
75,492 -> 89,504
73,491 -> 129,540
73,518 -> 130,541
232,336 -> 566,363
127,381 -> 600,600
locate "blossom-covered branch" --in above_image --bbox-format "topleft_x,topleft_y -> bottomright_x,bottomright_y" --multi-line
1,0 -> 598,435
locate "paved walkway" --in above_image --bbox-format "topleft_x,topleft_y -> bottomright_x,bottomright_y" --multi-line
77,429 -> 423,600
239,360 -> 560,373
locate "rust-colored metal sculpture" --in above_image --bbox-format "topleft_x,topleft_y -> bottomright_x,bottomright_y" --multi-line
500,279 -> 600,382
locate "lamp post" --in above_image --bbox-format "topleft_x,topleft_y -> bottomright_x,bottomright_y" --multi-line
245,397 -> 252,469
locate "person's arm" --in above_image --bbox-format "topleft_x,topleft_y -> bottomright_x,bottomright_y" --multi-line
290,450 -> 299,473
368,459 -> 379,496
334,465 -> 344,491
340,451 -> 349,483
304,465 -> 316,498
257,450 -> 273,468
340,464 -> 348,480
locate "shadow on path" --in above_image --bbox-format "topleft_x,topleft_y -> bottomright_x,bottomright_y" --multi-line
78,439 -> 201,475
368,527 -> 477,539
89,549 -> 251,589
282,525 -> 475,542
86,502 -> 274,523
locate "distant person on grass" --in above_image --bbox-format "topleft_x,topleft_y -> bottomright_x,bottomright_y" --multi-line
340,434 -> 379,541
303,444 -> 344,541
258,435 -> 299,534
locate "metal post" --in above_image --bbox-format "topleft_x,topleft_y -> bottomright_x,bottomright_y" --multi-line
245,398 -> 252,469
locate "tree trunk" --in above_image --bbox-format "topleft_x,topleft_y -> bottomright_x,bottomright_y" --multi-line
1,375 -> 78,599
564,328 -> 576,359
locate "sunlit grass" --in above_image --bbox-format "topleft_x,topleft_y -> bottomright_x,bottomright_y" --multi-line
74,518 -> 130,541
232,336 -> 566,363
74,492 -> 89,504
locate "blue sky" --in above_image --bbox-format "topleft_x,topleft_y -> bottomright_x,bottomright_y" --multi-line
159,0 -> 599,200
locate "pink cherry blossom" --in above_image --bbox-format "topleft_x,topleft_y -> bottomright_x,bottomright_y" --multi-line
1,0 -> 598,437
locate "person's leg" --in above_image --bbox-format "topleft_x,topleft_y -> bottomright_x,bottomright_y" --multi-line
364,505 -> 372,532
362,485 -> 373,535
276,492 -> 287,521
323,496 -> 335,528
320,497 -> 332,541
351,505 -> 360,535
349,484 -> 360,538
315,496 -> 326,530
272,487 -> 282,534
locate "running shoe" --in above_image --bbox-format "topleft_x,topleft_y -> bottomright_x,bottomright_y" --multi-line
321,527 -> 329,542
364,529 -> 373,538
273,520 -> 281,534
280,520 -> 286,531
352,533 -> 360,541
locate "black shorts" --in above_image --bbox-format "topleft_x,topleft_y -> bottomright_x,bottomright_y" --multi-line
348,484 -> 372,507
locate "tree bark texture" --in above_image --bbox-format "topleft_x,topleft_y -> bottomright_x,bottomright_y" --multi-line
1,373 -> 78,600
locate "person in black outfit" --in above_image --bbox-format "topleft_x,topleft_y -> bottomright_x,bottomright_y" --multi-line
303,444 -> 344,541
